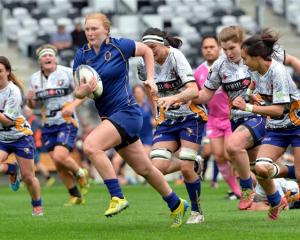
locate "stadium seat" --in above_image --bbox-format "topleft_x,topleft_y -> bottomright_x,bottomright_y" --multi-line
17,29 -> 37,56
81,7 -> 95,17
142,15 -> 163,29
175,5 -> 191,18
39,18 -> 57,34
221,15 -> 238,26
31,8 -> 46,20
22,18 -> 40,35
157,5 -> 173,21
117,15 -> 140,39
37,0 -> 53,12
57,18 -> 74,33
12,7 -> 30,22
3,18 -> 21,41
20,0 -> 37,12
238,15 -> 257,34
47,7 -> 68,20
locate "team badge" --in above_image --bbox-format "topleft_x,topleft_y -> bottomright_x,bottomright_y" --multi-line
23,148 -> 30,154
58,132 -> 65,138
58,80 -> 64,86
186,128 -> 193,136
104,51 -> 112,61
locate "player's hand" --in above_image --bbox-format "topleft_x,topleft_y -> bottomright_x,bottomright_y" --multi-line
158,96 -> 179,111
74,77 -> 97,98
27,90 -> 36,100
144,79 -> 158,97
232,96 -> 246,110
62,103 -> 75,117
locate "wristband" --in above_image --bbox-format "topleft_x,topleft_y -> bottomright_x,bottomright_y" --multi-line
245,103 -> 253,112
246,88 -> 254,95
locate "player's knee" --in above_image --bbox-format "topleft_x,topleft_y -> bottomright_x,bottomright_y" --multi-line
83,141 -> 99,157
150,148 -> 172,161
22,172 -> 34,185
255,157 -> 279,179
179,148 -> 198,179
225,143 -> 241,156
52,152 -> 67,165
136,166 -> 150,177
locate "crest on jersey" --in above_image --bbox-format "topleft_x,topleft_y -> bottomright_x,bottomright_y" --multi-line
23,148 -> 30,154
58,132 -> 65,138
186,128 -> 193,136
104,51 -> 112,61
58,80 -> 64,86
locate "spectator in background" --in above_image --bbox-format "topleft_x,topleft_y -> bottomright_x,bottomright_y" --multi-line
71,21 -> 87,50
23,106 -> 55,187
50,24 -> 72,51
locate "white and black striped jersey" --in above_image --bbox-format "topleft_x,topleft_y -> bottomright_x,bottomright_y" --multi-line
250,59 -> 300,129
30,65 -> 78,126
154,47 -> 207,120
0,82 -> 32,143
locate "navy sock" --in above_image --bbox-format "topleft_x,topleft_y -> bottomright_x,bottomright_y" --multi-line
286,165 -> 296,179
104,179 -> 124,199
212,160 -> 219,182
6,163 -> 16,175
68,186 -> 81,198
163,191 -> 180,211
31,198 -> 42,207
267,191 -> 281,207
185,178 -> 201,212
240,176 -> 253,190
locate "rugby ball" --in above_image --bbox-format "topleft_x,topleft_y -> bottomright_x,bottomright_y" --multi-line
74,65 -> 103,99
137,59 -> 147,81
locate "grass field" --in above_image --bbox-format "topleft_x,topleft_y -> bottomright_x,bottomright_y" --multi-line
0,180 -> 299,240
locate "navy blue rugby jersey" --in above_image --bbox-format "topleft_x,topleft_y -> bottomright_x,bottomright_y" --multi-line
73,37 -> 137,117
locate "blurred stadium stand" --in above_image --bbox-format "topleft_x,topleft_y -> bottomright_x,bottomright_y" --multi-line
0,0 -> 257,70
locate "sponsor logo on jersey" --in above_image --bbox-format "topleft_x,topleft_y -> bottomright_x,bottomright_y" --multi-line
223,77 -> 251,92
35,88 -> 71,99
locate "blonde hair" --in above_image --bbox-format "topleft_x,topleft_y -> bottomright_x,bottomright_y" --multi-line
85,13 -> 111,34
0,56 -> 24,93
218,26 -> 245,44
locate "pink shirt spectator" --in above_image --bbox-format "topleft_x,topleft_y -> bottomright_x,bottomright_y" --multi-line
194,61 -> 231,138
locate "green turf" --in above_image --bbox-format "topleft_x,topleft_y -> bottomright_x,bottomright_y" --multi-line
0,181 -> 298,240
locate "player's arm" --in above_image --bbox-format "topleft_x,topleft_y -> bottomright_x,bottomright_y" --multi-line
62,98 -> 85,117
232,96 -> 284,118
193,87 -> 216,104
0,112 -> 14,126
135,42 -> 157,97
27,90 -> 38,109
1,93 -> 21,126
157,82 -> 198,111
285,53 -> 300,74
